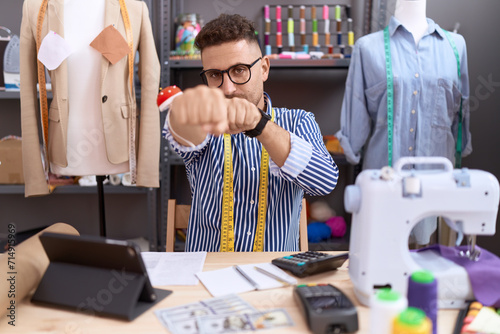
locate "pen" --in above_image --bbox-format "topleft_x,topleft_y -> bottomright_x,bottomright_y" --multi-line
254,266 -> 290,286
234,266 -> 260,289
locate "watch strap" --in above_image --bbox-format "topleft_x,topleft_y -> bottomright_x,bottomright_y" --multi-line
244,108 -> 271,138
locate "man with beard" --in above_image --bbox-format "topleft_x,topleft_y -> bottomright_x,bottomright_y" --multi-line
163,14 -> 338,252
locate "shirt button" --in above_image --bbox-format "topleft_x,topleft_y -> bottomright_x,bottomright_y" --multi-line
415,73 -> 419,78
247,231 -> 252,236
411,109 -> 416,114
102,95 -> 108,103
410,128 -> 414,132
409,146 -> 413,151
251,167 -> 256,172
250,200 -> 255,204
413,90 -> 418,95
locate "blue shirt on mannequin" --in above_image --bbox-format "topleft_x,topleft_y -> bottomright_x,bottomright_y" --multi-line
336,16 -> 471,170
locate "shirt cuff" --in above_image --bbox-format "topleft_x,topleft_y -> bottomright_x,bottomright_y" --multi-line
270,132 -> 312,178
335,129 -> 362,165
162,110 -> 210,153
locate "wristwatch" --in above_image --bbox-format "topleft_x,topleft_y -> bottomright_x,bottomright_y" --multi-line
244,108 -> 271,138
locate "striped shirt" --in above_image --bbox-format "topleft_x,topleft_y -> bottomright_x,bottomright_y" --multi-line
163,93 -> 339,252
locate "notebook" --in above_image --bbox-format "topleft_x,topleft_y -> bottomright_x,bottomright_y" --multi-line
196,262 -> 297,297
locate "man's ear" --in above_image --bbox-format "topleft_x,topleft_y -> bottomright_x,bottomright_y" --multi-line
261,55 -> 270,82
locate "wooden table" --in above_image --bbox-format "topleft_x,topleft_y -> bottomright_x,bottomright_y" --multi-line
1,252 -> 459,333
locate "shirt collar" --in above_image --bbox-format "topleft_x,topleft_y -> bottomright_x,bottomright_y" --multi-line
388,16 -> 445,39
264,92 -> 272,115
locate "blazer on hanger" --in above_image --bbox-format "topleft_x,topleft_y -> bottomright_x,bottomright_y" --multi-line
20,0 -> 161,197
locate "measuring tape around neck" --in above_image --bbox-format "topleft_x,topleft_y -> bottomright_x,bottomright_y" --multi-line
383,26 -> 463,168
36,0 -> 136,181
221,108 -> 275,252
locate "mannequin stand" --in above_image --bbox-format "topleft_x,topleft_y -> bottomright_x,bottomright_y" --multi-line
96,175 -> 107,237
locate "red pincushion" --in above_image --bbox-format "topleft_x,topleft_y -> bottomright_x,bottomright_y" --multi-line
157,85 -> 183,111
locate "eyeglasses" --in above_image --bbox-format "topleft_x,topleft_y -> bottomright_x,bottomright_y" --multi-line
200,57 -> 262,88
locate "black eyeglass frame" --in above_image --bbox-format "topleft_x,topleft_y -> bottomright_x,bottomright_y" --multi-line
199,57 -> 262,88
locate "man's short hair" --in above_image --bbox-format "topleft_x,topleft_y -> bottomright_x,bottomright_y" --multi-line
195,14 -> 259,52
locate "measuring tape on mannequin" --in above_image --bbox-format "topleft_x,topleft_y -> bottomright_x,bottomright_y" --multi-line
383,26 -> 463,168
35,0 -> 49,177
36,0 -> 136,182
118,0 -> 137,184
221,109 -> 275,252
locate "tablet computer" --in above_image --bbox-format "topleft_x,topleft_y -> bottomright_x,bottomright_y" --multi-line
32,232 -> 172,320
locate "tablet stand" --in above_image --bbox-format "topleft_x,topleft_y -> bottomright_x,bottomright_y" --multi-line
32,261 -> 171,320
96,175 -> 107,237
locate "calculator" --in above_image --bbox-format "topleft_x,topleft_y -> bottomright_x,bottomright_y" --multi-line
271,251 -> 348,277
294,283 -> 358,334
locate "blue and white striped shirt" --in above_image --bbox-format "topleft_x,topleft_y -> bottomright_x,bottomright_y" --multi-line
163,93 -> 339,252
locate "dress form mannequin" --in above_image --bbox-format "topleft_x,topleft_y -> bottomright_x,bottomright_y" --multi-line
394,0 -> 428,45
20,0 -> 161,199
336,0 -> 472,245
51,0 -> 128,176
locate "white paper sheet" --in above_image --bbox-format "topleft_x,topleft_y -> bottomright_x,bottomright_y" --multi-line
37,31 -> 73,70
141,251 -> 207,286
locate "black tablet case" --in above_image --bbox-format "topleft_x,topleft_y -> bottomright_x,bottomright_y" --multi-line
31,232 -> 172,321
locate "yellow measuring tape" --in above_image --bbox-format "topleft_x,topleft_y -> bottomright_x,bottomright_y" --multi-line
118,0 -> 137,184
221,109 -> 275,252
36,0 -> 136,182
35,0 -> 49,179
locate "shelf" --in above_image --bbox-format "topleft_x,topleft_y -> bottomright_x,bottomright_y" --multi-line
0,91 -> 21,99
169,58 -> 350,69
0,91 -> 53,99
0,184 -> 153,195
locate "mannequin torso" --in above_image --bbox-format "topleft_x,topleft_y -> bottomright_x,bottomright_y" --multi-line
51,0 -> 129,176
394,0 -> 428,45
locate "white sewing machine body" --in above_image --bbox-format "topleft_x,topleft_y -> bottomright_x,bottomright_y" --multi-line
345,157 -> 500,309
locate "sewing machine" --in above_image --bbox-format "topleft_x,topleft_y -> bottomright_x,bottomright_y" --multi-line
345,157 -> 500,309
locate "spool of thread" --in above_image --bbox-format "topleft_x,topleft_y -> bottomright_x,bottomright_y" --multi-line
370,289 -> 408,334
348,31 -> 354,46
393,307 -> 432,334
335,5 -> 341,21
265,45 -> 271,56
407,270 -> 438,334
264,4 -> 270,19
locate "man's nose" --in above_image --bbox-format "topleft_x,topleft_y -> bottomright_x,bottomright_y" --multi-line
220,72 -> 237,95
